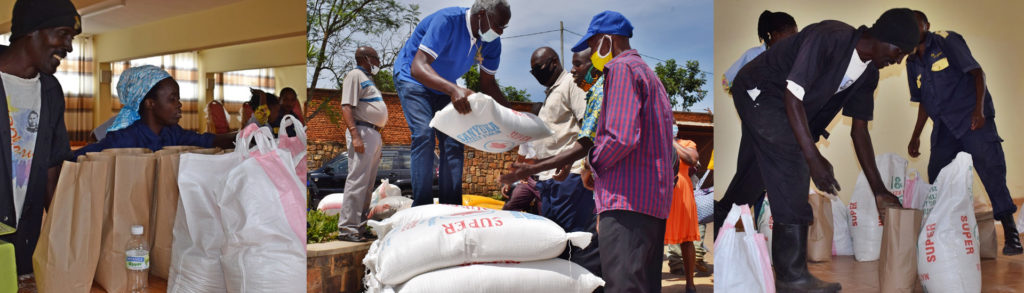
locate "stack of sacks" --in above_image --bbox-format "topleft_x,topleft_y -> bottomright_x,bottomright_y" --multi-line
363,204 -> 604,292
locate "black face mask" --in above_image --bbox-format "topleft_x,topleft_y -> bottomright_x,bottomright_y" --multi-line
530,61 -> 558,86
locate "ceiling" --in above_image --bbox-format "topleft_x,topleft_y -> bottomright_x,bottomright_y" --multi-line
0,0 -> 242,35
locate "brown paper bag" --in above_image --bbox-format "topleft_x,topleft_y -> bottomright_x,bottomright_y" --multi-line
977,210 -> 996,259
807,192 -> 834,262
879,207 -> 923,293
32,160 -> 106,292
151,148 -> 222,280
95,152 -> 157,293
150,149 -> 183,280
100,147 -> 152,154
161,146 -> 200,152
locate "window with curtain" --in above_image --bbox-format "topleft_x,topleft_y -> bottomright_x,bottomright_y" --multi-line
213,68 -> 275,129
1,33 -> 95,144
110,52 -> 200,131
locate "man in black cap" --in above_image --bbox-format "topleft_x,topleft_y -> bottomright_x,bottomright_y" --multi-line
716,8 -> 920,292
0,0 -> 80,275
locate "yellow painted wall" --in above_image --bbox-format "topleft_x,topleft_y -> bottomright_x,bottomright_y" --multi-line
92,0 -> 304,63
714,0 -> 1024,204
274,64 -> 308,104
199,35 -> 305,74
83,0 -> 304,132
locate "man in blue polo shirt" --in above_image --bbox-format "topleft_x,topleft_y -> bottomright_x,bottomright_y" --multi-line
906,10 -> 1022,255
393,0 -> 512,206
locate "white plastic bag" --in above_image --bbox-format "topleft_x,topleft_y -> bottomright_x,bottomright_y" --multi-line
1017,207 -> 1024,234
756,197 -> 773,257
317,193 -> 344,216
363,210 -> 591,288
849,153 -> 907,262
429,93 -> 553,153
169,150 -> 245,292
369,195 -> 414,221
385,258 -> 604,293
367,204 -> 491,237
902,170 -> 930,210
278,114 -> 308,184
714,204 -> 775,293
218,126 -> 306,293
370,178 -> 402,206
828,194 -> 855,256
918,152 -> 980,293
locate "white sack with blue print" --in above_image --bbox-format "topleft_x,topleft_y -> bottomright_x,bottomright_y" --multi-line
430,93 -> 552,153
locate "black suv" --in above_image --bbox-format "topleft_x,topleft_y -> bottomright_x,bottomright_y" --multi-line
308,145 -> 438,208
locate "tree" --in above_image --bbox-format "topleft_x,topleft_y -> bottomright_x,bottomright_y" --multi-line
306,0 -> 419,121
655,59 -> 707,111
461,65 -> 531,102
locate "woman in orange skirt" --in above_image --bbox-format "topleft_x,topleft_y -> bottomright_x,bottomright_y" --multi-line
666,136 -> 700,293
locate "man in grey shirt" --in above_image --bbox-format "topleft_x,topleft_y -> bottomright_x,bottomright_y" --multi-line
337,46 -> 388,242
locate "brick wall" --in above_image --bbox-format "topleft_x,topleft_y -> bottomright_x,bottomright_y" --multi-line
304,88 -> 537,195
303,88 -> 713,195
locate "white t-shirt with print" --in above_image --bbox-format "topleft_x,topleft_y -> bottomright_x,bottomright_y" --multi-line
2,71 -> 42,226
836,49 -> 871,94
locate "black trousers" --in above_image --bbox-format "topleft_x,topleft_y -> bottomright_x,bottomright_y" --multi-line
716,87 -> 814,235
598,210 -> 666,293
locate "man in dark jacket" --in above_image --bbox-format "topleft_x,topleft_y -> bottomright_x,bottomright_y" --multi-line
906,10 -> 1022,255
716,8 -> 920,292
0,0 -> 79,275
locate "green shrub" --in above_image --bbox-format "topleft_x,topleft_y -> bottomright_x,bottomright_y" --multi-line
307,209 -> 340,244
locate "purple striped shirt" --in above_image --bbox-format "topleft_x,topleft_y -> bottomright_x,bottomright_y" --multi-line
588,50 -> 675,219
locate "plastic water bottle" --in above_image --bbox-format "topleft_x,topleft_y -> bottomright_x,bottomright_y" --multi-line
126,224 -> 149,292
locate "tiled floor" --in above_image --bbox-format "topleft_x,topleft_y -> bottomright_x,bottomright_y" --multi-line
808,222 -> 1024,292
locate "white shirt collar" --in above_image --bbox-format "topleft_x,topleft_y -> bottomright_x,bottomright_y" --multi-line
851,48 -> 871,67
466,9 -> 477,46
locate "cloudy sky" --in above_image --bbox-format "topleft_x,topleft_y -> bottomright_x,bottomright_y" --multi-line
314,0 -> 714,112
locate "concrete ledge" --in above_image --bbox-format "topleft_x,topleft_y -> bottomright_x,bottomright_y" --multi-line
307,240 -> 372,257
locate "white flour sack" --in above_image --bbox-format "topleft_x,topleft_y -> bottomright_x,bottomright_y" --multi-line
367,204 -> 490,237
918,152 -> 981,293
316,193 -> 344,216
429,93 -> 553,153
848,153 -> 907,261
829,194 -> 854,256
363,210 -> 592,288
384,258 -> 604,293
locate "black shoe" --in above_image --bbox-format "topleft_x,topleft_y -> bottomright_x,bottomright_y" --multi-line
997,214 -> 1023,255
337,233 -> 368,242
773,223 -> 841,293
361,230 -> 378,240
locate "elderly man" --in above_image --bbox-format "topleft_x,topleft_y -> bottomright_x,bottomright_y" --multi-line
0,0 -> 79,275
720,8 -> 921,292
337,46 -> 388,242
393,0 -> 512,206
906,10 -> 1022,255
571,11 -> 675,292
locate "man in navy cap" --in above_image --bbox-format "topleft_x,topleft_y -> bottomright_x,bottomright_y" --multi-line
719,8 -> 920,292
571,11 -> 675,292
0,0 -> 80,275
906,10 -> 1022,255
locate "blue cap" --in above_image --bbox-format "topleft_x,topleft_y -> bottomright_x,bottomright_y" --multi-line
571,11 -> 633,53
